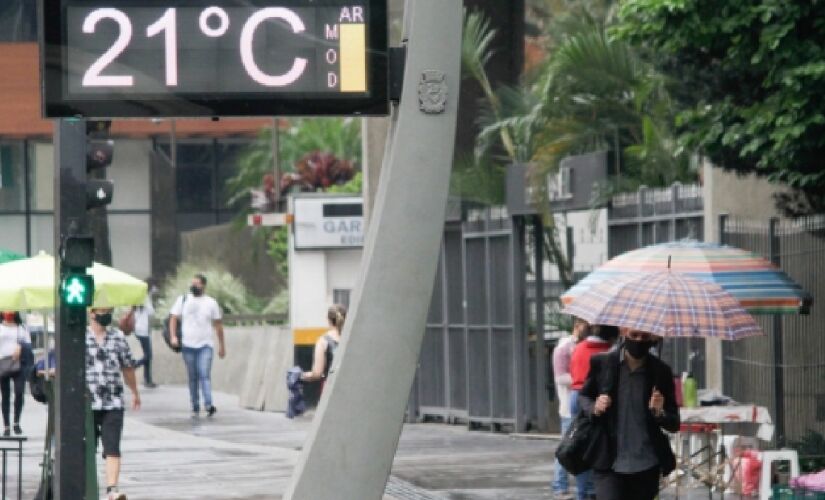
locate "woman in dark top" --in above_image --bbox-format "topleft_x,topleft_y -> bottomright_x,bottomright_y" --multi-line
301,304 -> 346,383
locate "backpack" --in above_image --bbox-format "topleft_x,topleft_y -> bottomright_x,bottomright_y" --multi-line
162,295 -> 186,353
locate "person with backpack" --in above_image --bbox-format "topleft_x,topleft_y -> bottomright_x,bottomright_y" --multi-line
0,311 -> 32,436
168,274 -> 225,417
300,305 -> 346,386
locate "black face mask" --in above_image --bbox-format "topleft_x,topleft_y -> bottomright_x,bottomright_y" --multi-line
95,313 -> 113,327
624,339 -> 654,359
190,285 -> 203,297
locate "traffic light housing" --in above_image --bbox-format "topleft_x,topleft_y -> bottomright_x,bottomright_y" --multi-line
61,236 -> 95,268
61,273 -> 94,307
86,120 -> 114,210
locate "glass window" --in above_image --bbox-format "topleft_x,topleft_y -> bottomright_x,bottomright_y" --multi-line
29,142 -> 54,211
108,140 -> 151,210
0,142 -> 26,212
174,143 -> 215,211
0,1 -> 37,42
0,215 -> 27,254
217,140 -> 251,210
30,215 -> 54,255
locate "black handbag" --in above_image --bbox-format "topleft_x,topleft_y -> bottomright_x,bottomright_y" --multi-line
555,351 -> 620,475
555,410 -> 604,475
0,355 -> 20,378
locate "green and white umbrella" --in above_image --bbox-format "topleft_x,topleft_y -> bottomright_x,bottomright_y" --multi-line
0,251 -> 147,310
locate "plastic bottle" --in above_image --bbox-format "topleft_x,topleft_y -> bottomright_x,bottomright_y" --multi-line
683,372 -> 698,408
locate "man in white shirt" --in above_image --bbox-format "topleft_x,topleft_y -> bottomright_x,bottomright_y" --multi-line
169,274 -> 226,417
133,293 -> 156,388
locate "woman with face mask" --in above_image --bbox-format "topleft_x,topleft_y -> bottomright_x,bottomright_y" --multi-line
0,311 -> 31,435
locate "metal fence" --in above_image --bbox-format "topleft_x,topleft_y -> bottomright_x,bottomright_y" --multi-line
609,183 -> 704,258
412,208 -> 526,430
609,183 -> 707,387
721,214 -> 825,445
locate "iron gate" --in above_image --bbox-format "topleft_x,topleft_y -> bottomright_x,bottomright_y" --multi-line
412,208 -> 526,430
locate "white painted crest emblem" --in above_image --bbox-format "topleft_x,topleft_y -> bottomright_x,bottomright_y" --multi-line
418,70 -> 447,114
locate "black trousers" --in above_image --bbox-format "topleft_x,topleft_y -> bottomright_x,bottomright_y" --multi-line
593,467 -> 660,500
0,370 -> 25,427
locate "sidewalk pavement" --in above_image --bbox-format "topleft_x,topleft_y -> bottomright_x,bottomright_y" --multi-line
9,384 -> 713,499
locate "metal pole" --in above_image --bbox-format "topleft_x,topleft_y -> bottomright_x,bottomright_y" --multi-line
284,0 -> 461,496
533,216 -> 547,431
512,216 -> 528,433
718,213 -> 728,245
271,118 -> 281,208
769,217 -> 785,447
53,119 -> 88,500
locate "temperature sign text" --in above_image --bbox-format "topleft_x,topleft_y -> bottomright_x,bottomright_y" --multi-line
41,0 -> 389,117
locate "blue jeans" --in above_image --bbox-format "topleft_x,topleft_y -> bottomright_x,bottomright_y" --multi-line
570,390 -> 595,500
182,346 -> 213,411
135,335 -> 153,384
553,415 -> 572,493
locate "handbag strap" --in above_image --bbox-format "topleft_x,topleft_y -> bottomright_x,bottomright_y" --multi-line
598,349 -> 621,395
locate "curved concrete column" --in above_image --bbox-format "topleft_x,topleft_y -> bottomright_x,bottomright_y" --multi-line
284,1 -> 462,498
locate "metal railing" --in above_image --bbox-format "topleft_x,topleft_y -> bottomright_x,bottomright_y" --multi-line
721,214 -> 825,445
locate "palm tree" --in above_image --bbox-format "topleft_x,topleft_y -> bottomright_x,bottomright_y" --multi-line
464,7 -> 695,288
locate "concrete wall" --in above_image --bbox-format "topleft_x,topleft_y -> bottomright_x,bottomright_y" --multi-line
134,325 -> 294,412
702,162 -> 789,391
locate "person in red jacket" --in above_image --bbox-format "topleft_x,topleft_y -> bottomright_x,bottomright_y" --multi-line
568,324 -> 619,500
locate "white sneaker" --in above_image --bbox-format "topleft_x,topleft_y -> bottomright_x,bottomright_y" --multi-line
106,490 -> 127,500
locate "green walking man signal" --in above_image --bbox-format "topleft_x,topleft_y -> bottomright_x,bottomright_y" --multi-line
61,274 -> 94,307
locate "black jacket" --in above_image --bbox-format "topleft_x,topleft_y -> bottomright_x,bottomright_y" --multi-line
578,349 -> 679,476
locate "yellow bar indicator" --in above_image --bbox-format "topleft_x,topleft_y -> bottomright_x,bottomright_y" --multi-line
340,24 -> 366,92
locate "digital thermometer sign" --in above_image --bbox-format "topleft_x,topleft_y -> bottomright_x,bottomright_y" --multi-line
41,0 -> 388,117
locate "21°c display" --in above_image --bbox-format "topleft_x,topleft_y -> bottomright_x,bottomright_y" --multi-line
41,0 -> 389,118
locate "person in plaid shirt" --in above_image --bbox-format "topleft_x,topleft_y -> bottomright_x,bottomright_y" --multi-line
87,307 -> 141,500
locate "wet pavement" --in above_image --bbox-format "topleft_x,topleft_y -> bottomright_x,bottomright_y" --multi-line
8,385 -> 718,499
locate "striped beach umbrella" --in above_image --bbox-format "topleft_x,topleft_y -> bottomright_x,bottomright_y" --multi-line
562,241 -> 810,314
562,271 -> 763,340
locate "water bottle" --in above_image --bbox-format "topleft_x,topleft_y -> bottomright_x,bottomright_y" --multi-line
683,372 -> 698,408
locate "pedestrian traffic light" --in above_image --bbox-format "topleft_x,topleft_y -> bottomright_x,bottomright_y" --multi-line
61,273 -> 94,307
86,120 -> 114,209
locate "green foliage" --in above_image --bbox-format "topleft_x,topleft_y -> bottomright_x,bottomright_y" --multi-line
327,171 -> 363,194
787,430 -> 825,473
614,0 -> 825,213
156,261 -> 255,318
261,289 -> 289,316
450,155 -> 507,205
225,118 -> 362,208
266,227 -> 289,278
